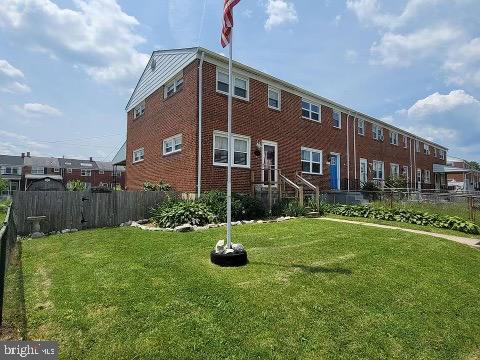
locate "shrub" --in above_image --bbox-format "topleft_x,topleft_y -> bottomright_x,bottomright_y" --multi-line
143,181 -> 172,192
305,197 -> 327,216
385,176 -> 407,189
0,177 -> 7,193
199,191 -> 265,223
67,180 -> 87,192
272,199 -> 306,217
150,200 -> 213,228
328,204 -> 480,235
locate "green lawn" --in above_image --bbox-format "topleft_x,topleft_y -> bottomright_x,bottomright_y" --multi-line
17,220 -> 480,359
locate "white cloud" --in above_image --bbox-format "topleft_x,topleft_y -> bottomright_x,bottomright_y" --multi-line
407,90 -> 479,118
444,37 -> 480,87
346,0 -> 441,30
387,90 -> 480,159
0,0 -> 149,86
0,130 -> 51,156
265,0 -> 298,30
14,103 -> 62,117
0,59 -> 30,93
370,25 -> 462,67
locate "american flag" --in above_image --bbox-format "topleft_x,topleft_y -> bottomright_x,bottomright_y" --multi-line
221,0 -> 241,48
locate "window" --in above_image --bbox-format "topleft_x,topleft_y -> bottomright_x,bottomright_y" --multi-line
67,168 -> 72,174
99,170 -> 105,175
268,87 -> 281,110
439,149 -> 445,160
402,165 -> 409,178
301,147 -> 323,175
213,131 -> 250,168
301,100 -> 320,122
424,170 -> 431,184
415,140 -> 420,153
164,76 -> 184,98
403,135 -> 408,148
390,163 -> 400,178
134,101 -> 145,119
372,125 -> 384,141
423,144 -> 430,155
53,168 -> 60,173
1,166 -> 20,175
434,148 -> 438,157
332,110 -> 341,129
81,169 -> 91,177
357,119 -> 365,136
372,160 -> 384,180
163,134 -> 182,155
216,69 -> 249,100
133,148 -> 144,163
31,166 -> 45,175
416,169 -> 422,183
389,131 -> 399,145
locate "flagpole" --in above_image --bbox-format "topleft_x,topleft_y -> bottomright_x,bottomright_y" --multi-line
226,29 -> 233,250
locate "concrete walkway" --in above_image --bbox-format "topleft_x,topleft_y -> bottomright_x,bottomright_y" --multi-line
316,217 -> 480,249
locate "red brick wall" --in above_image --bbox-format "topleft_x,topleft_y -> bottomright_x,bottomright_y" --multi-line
125,61 -> 199,192
63,169 -> 125,188
199,61 -> 446,193
125,59 -> 447,193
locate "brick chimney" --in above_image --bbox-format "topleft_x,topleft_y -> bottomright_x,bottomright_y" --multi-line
89,157 -> 93,162
26,152 -> 31,157
21,152 -> 25,158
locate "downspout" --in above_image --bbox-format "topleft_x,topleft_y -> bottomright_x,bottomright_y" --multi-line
413,138 -> 417,190
346,112 -> 350,191
353,113 -> 357,186
197,51 -> 205,198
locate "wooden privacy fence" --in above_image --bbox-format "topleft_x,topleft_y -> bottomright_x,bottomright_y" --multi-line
0,206 -> 17,325
13,191 -> 176,235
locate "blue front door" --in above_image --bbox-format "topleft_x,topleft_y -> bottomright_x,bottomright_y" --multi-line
330,155 -> 339,190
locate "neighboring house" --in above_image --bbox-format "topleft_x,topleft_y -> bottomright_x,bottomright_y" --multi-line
443,158 -> 480,191
124,47 -> 448,195
0,155 -> 24,195
0,152 -> 125,194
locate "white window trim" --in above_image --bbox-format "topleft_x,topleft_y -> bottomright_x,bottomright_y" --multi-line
67,168 -> 73,174
216,68 -> 250,101
301,99 -> 321,122
372,160 -> 385,180
99,170 -> 105,175
163,73 -> 184,99
425,170 -> 431,184
372,125 -> 384,141
133,101 -> 145,119
267,86 -> 281,110
403,135 -> 408,149
332,110 -> 342,129
301,147 -> 323,175
424,144 -> 430,155
357,119 -> 365,136
132,148 -> 145,164
212,130 -> 251,169
163,134 -> 183,156
415,140 -> 420,153
31,166 -> 45,175
390,163 -> 400,178
389,131 -> 399,146
81,169 -> 92,177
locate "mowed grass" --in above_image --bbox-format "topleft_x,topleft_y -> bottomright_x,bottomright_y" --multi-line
20,219 -> 480,360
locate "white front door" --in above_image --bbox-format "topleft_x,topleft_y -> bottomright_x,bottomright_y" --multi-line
262,141 -> 278,186
359,158 -> 368,185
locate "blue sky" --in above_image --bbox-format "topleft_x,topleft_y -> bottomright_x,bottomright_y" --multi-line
1,0 -> 479,161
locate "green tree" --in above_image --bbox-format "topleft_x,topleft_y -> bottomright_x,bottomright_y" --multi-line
468,161 -> 480,171
67,180 -> 87,191
0,177 -> 7,193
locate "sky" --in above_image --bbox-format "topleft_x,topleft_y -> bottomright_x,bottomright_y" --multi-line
0,0 -> 479,161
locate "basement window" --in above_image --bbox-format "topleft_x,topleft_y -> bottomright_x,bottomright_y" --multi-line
163,134 -> 182,155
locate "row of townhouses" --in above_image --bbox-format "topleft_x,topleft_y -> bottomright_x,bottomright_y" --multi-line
444,158 -> 480,191
122,47 -> 450,195
0,152 -> 125,195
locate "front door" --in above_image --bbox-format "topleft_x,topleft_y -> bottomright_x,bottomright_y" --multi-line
262,141 -> 277,186
330,154 -> 340,190
359,158 -> 368,186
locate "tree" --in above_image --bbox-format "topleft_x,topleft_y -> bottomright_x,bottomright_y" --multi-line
468,161 -> 480,171
67,180 -> 87,191
0,177 -> 7,193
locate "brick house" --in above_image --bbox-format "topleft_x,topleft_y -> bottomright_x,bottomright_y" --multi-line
0,152 -> 125,194
125,47 -> 448,195
443,158 -> 480,191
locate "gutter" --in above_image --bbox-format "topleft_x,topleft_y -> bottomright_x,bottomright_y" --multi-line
197,51 -> 205,198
